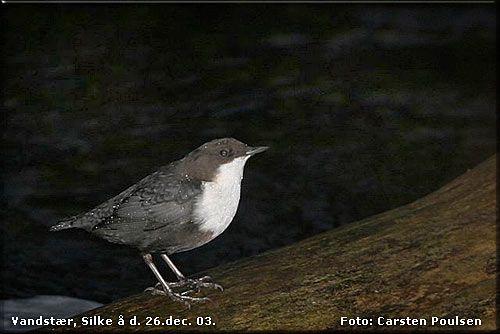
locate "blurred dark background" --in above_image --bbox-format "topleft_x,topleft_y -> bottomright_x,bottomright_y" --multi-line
2,5 -> 496,303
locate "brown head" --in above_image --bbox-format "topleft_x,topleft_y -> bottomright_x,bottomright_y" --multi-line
180,138 -> 268,181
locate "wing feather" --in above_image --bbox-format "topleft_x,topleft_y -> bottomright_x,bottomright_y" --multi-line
93,164 -> 202,232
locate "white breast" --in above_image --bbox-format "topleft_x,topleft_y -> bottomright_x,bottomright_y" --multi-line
194,156 -> 250,237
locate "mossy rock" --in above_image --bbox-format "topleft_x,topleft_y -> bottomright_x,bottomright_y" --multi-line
45,155 -> 496,331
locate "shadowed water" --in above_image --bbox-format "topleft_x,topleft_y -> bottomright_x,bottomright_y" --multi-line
2,6 -> 496,303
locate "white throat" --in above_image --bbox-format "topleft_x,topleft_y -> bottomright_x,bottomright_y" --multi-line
194,156 -> 250,237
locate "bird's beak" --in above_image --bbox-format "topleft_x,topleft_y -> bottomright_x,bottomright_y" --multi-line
246,146 -> 269,156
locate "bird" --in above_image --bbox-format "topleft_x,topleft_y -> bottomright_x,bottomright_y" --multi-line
50,138 -> 268,306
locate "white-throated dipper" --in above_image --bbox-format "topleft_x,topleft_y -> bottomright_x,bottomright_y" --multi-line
50,138 -> 268,306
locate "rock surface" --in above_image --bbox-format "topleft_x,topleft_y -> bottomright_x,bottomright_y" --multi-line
45,155 -> 496,331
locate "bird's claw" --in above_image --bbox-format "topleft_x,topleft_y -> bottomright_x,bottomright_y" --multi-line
144,275 -> 222,306
182,275 -> 224,292
144,285 -> 211,307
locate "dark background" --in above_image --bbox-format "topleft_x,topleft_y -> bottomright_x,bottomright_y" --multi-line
2,5 -> 496,303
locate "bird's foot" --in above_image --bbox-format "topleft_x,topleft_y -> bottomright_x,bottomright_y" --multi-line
144,276 -> 222,306
179,276 -> 224,293
151,276 -> 223,292
144,285 -> 210,308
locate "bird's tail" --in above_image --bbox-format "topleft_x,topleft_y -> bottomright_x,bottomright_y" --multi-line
49,215 -> 79,232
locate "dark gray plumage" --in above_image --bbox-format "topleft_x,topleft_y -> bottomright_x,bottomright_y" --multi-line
51,161 -> 208,253
50,138 -> 268,306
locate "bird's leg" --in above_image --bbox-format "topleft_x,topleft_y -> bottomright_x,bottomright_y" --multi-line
160,253 -> 186,281
160,253 -> 224,292
142,253 -> 210,307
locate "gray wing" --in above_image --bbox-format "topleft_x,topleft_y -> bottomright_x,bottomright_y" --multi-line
50,162 -> 201,233
93,168 -> 202,232
108,176 -> 201,231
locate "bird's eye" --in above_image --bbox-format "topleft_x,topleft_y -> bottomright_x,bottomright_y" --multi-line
220,149 -> 228,157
